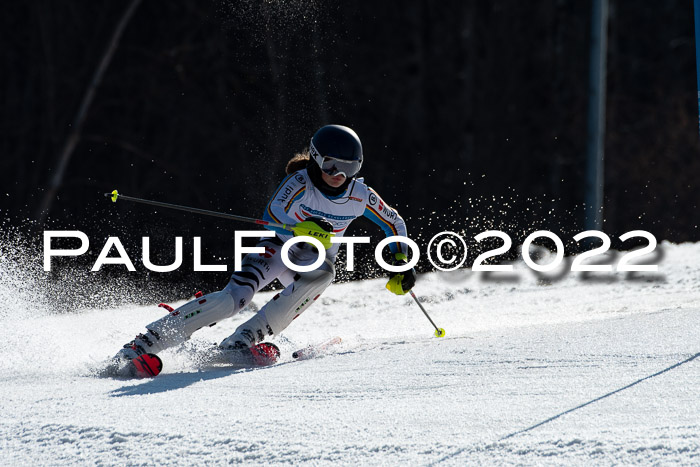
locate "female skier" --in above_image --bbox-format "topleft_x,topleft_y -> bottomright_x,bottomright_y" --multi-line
111,125 -> 416,376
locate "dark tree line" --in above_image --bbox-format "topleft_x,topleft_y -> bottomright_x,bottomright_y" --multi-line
2,0 -> 698,298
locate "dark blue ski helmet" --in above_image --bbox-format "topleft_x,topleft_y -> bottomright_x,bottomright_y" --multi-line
309,125 -> 363,178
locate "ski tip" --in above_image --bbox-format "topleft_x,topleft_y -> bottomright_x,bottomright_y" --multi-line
132,353 -> 163,378
292,336 -> 342,360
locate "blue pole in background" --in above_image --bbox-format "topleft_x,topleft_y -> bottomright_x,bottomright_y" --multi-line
695,0 -> 700,135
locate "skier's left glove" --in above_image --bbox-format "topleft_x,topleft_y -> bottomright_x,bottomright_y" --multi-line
385,253 -> 416,295
292,216 -> 334,250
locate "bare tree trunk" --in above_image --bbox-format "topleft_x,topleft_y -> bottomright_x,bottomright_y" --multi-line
35,0 -> 142,224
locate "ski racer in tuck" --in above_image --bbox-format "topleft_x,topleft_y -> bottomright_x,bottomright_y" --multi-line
112,125 -> 417,374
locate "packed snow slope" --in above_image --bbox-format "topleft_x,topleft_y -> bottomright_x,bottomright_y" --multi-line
1,241 -> 698,465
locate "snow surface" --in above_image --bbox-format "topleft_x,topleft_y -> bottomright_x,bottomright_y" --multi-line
1,241 -> 699,465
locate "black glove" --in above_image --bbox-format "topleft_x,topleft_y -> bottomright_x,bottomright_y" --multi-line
303,216 -> 333,234
386,253 -> 416,295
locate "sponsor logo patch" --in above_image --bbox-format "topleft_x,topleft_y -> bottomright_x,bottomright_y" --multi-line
184,309 -> 201,320
249,256 -> 271,273
295,297 -> 311,313
259,246 -> 276,258
299,204 -> 354,221
277,185 -> 296,203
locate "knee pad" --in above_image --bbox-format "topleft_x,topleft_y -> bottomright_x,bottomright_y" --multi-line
223,278 -> 257,312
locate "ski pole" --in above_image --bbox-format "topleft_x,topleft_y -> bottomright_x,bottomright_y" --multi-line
409,290 -> 445,337
104,189 -> 293,231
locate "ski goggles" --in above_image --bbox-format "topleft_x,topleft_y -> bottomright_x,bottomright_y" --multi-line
318,156 -> 362,178
310,143 -> 362,178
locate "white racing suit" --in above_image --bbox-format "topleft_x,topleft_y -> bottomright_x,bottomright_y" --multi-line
120,168 -> 408,358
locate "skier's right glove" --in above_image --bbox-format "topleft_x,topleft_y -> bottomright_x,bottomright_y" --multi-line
385,253 -> 417,295
292,216 -> 335,250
